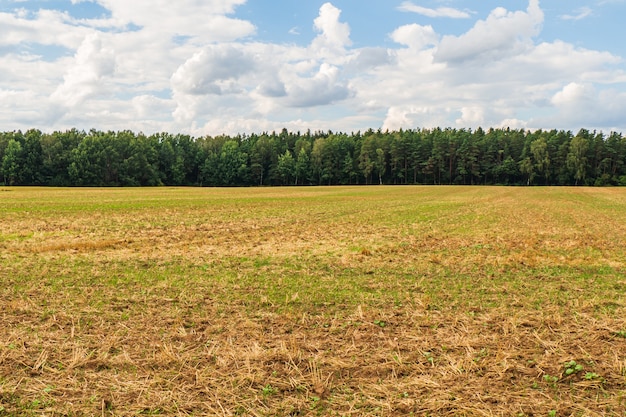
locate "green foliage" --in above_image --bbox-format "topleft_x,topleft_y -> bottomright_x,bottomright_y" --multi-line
261,384 -> 277,397
543,374 -> 558,387
277,149 -> 295,185
584,372 -> 601,380
1,127 -> 626,186
1,139 -> 23,185
567,134 -> 589,185
563,360 -> 583,376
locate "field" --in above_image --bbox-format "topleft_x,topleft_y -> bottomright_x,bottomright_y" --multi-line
1,186 -> 626,416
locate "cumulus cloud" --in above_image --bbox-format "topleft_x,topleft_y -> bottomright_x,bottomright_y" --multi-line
345,47 -> 394,72
132,94 -> 174,120
513,41 -> 622,84
0,9 -> 90,48
552,82 -> 595,106
284,63 -> 351,107
397,2 -> 471,19
170,3 -> 355,126
391,24 -> 438,49
2,0 -> 626,135
366,0 -> 626,133
51,33 -> 115,107
171,46 -> 255,96
545,83 -> 626,129
435,0 -> 543,63
256,79 -> 287,98
456,107 -> 486,126
91,0 -> 255,41
310,2 -> 352,59
382,106 -> 451,131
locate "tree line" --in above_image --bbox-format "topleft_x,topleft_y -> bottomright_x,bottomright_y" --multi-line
1,127 -> 626,187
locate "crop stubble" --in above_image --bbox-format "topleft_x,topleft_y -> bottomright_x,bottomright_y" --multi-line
1,186 -> 626,416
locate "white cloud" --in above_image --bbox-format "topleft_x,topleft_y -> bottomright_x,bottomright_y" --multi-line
132,95 -> 174,120
310,2 -> 352,60
391,24 -> 438,50
1,0 -> 626,135
435,0 -> 543,63
382,106 -> 452,131
560,7 -> 593,21
515,41 -> 621,82
397,2 -> 471,19
256,79 -> 287,98
546,83 -> 626,129
0,9 -> 90,48
456,107 -> 486,126
91,0 -> 255,41
345,48 -> 394,72
284,63 -> 351,108
169,3 -> 355,127
170,46 -> 255,96
552,82 -> 595,106
366,0 -> 624,133
51,33 -> 116,107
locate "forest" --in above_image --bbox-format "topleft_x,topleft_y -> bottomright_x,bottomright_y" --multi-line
1,127 -> 625,187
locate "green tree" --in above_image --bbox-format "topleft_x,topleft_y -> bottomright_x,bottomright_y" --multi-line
41,129 -> 84,185
218,140 -> 247,185
429,128 -> 449,184
606,132 -> 626,183
68,134 -> 106,185
1,139 -> 23,185
358,133 -> 377,184
121,133 -> 160,186
375,148 -> 386,185
250,134 -> 275,185
20,129 -> 44,185
343,153 -> 358,184
567,134 -> 589,185
311,137 -> 331,184
277,149 -> 296,185
389,131 -> 412,184
295,146 -> 311,185
519,157 -> 535,185
200,151 -> 219,186
494,156 -> 519,185
531,136 -> 550,185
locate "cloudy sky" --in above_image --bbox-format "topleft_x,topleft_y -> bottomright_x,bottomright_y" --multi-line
1,0 -> 625,136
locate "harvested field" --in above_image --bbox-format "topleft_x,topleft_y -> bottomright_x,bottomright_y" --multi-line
1,186 -> 626,416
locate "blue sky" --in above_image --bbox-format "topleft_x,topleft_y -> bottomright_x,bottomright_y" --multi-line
1,0 -> 625,135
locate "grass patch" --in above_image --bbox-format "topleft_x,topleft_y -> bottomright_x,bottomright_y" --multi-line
1,186 -> 626,415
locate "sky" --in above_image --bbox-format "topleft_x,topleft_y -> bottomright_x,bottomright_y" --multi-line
1,0 -> 626,136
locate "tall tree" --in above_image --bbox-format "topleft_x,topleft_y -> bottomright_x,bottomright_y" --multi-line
375,148 -> 386,185
567,134 -> 589,185
295,145 -> 311,186
277,149 -> 296,185
311,137 -> 331,185
41,129 -> 84,185
531,136 -> 551,185
250,134 -> 275,185
1,139 -> 23,185
20,129 -> 44,185
358,134 -> 376,184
